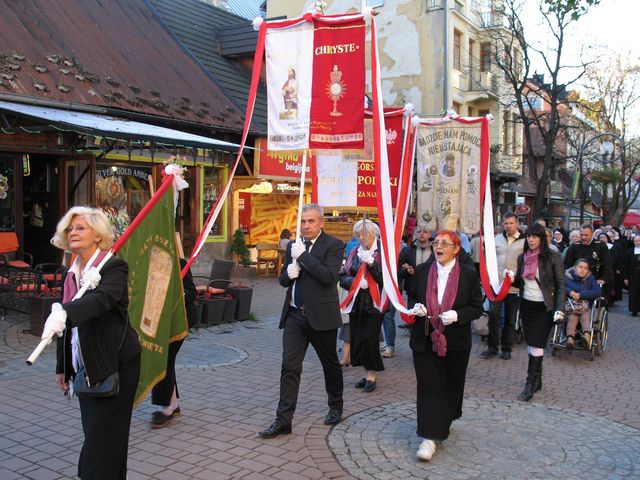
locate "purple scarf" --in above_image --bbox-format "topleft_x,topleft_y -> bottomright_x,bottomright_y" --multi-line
425,260 -> 461,357
522,248 -> 540,280
62,250 -> 108,303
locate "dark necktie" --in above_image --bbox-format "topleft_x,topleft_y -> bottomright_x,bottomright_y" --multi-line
293,240 -> 312,308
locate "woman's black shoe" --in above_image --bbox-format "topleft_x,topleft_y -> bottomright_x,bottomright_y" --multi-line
355,378 -> 367,388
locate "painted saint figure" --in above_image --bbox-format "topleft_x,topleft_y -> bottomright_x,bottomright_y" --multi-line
280,67 -> 298,119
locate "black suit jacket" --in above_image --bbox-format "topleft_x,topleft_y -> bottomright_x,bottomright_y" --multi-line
279,231 -> 344,331
409,258 -> 483,352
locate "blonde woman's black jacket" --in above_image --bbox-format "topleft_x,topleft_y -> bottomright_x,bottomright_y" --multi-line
514,251 -> 566,312
56,257 -> 141,385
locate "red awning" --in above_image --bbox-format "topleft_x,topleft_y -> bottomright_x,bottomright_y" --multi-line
622,211 -> 640,226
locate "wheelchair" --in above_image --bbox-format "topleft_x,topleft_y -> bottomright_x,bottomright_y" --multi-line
550,297 -> 609,360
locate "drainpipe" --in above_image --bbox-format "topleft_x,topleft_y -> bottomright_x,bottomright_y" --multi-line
443,0 -> 449,112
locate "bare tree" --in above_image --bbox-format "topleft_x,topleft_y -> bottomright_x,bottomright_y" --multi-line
578,56 -> 640,223
483,0 -> 600,221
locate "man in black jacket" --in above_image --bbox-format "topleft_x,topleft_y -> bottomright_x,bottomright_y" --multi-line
398,227 -> 433,309
259,204 -> 344,438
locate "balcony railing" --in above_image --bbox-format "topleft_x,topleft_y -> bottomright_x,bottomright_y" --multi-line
481,10 -> 504,28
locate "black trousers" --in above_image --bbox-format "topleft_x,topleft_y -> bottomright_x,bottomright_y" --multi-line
488,293 -> 520,353
412,346 -> 470,441
151,339 -> 184,406
78,358 -> 140,479
276,308 -> 343,424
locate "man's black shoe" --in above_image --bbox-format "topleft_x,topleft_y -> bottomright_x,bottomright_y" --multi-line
258,420 -> 292,438
324,408 -> 342,425
480,349 -> 498,358
501,351 -> 512,360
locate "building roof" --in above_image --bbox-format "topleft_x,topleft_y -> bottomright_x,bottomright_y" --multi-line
148,0 -> 267,134
0,0 -> 245,131
225,0 -> 265,20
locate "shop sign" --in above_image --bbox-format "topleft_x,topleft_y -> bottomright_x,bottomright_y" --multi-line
275,182 -> 300,193
256,138 -> 315,179
96,167 -> 150,180
515,205 -> 530,215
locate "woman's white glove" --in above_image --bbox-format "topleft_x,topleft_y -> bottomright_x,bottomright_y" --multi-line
440,310 -> 458,325
82,267 -> 101,290
553,311 -> 565,323
291,240 -> 305,260
41,303 -> 67,339
503,269 -> 515,282
287,262 -> 301,279
357,249 -> 375,265
411,303 -> 428,317
358,277 -> 369,290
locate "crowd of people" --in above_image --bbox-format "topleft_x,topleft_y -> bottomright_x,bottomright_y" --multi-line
41,203 -> 640,475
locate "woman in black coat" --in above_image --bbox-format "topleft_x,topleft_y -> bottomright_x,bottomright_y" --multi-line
409,230 -> 482,461
339,219 -> 386,393
623,235 -> 640,316
47,207 -> 141,479
512,223 -> 565,402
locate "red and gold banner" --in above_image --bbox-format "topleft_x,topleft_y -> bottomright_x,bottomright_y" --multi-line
309,17 -> 365,150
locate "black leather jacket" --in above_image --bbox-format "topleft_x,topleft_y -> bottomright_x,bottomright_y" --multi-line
514,251 -> 566,312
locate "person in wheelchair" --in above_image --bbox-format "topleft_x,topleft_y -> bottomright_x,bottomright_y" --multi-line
564,259 -> 601,353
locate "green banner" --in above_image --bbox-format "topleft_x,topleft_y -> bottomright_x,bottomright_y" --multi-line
119,186 -> 188,406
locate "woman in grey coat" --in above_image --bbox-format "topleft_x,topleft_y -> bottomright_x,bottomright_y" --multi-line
512,223 -> 565,401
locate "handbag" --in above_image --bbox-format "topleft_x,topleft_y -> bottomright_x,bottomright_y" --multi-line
72,324 -> 127,398
73,367 -> 119,398
565,299 -> 589,314
471,312 -> 489,336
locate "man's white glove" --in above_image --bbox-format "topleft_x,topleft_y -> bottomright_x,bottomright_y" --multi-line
553,311 -> 565,323
287,262 -> 301,279
41,303 -> 67,339
82,267 -> 101,290
357,249 -> 375,265
440,310 -> 458,326
503,269 -> 515,282
291,240 -> 305,260
358,277 -> 369,290
411,303 -> 428,317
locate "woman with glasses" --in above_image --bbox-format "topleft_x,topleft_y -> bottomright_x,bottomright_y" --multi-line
409,230 -> 483,461
339,219 -> 386,393
512,223 -> 565,401
45,207 -> 141,479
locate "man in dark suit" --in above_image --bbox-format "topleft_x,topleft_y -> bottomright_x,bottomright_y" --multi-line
259,204 -> 345,438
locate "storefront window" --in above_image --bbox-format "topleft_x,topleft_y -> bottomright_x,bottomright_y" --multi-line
202,166 -> 226,241
0,155 -> 15,231
96,163 -> 152,237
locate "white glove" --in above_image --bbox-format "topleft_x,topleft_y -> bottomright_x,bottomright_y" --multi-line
440,310 -> 458,326
357,249 -> 375,265
358,277 -> 369,290
291,240 -> 305,260
553,311 -> 565,323
287,262 -> 301,279
41,303 -> 67,339
411,303 -> 428,317
503,269 -> 515,282
82,267 -> 101,290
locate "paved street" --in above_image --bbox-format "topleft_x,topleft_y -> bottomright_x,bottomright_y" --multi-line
1,276 -> 639,479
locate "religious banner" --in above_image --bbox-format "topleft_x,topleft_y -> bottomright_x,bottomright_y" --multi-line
415,122 -> 481,234
265,15 -> 365,151
119,185 -> 188,406
313,109 -> 403,207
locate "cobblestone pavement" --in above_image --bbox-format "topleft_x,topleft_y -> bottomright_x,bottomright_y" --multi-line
0,276 -> 639,479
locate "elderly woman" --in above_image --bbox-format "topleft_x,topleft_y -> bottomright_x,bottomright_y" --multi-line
44,207 -> 141,479
339,219 -> 386,393
624,235 -> 640,316
513,223 -> 565,402
564,259 -> 601,352
409,230 -> 482,461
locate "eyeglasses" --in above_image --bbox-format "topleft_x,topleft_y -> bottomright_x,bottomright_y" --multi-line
432,240 -> 455,248
65,225 -> 90,233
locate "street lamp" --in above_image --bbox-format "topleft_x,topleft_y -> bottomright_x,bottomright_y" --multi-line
564,133 -> 624,228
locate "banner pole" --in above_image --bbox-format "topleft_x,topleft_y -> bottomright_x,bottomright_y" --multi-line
295,150 -> 308,242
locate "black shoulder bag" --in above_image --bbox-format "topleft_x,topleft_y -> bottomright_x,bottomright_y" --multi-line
73,325 -> 127,398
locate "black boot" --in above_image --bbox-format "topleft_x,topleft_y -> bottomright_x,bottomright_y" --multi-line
518,355 -> 543,401
536,359 -> 543,392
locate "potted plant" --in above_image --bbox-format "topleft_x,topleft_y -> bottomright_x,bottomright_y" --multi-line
229,229 -> 251,267
28,290 -> 62,337
228,281 -> 253,321
196,290 -> 226,326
